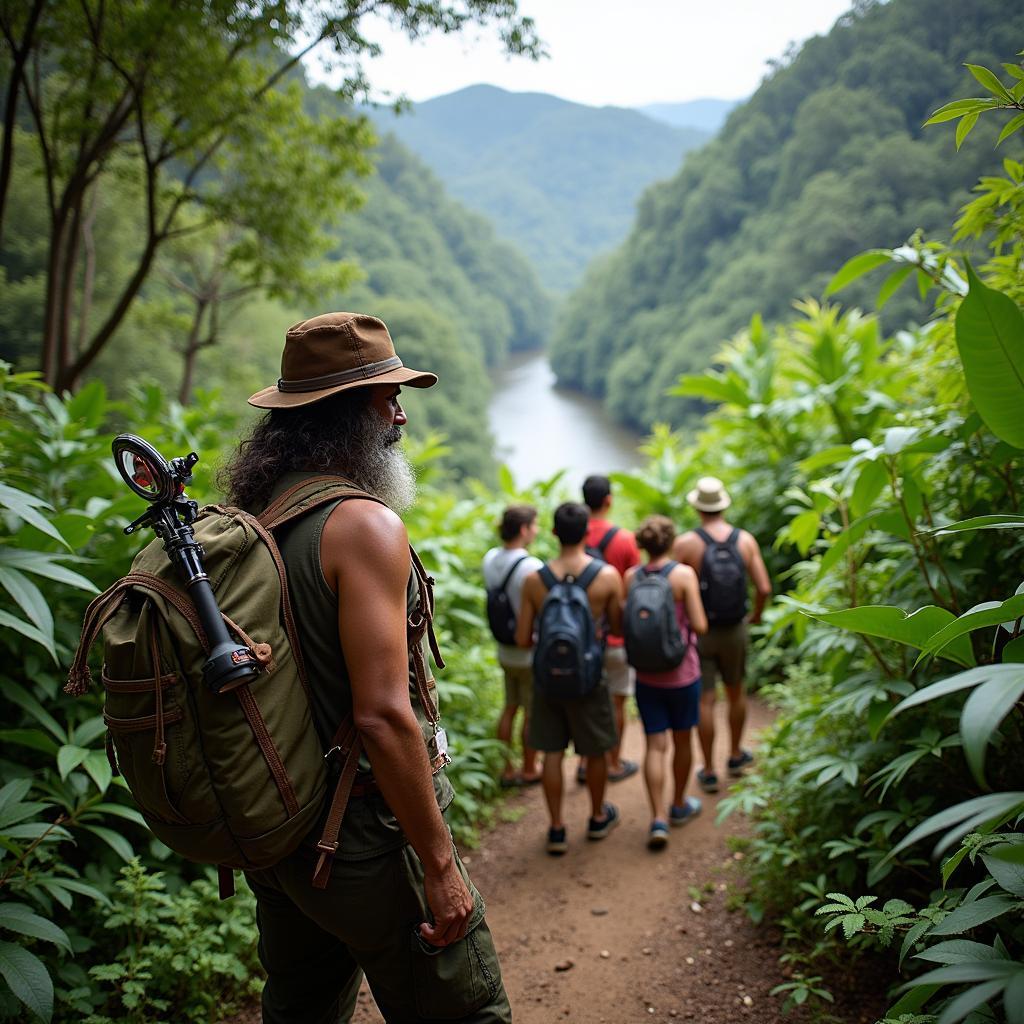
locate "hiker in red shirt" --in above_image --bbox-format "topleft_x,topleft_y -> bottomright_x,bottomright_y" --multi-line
581,474 -> 641,782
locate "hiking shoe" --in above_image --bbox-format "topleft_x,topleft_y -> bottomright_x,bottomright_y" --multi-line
696,768 -> 719,794
648,820 -> 670,850
575,763 -> 587,786
608,759 -> 639,783
547,826 -> 568,855
669,796 -> 702,826
587,803 -> 620,840
727,749 -> 754,777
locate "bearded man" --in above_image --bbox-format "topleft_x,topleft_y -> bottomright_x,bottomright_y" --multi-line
220,312 -> 510,1024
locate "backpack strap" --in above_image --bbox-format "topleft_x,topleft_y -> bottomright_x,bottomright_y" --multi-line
576,559 -> 604,591
725,527 -> 741,548
596,526 -> 619,555
498,552 -> 530,593
695,527 -> 716,547
538,565 -> 558,592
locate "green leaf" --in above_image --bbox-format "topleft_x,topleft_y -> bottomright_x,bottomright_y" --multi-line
937,979 -> 1008,1024
965,63 -> 1014,102
0,904 -> 72,953
981,850 -> 1024,897
955,111 -> 980,150
927,514 -> 1024,535
1002,636 -> 1024,663
917,596 -> 1024,667
888,792 -> 1024,861
988,843 -> 1024,865
929,895 -> 1018,936
82,750 -> 113,794
808,605 -> 974,667
954,263 -> 1024,448
961,672 -> 1024,786
0,550 -> 98,593
850,459 -> 888,518
56,746 -> 89,781
42,878 -> 110,906
82,824 -> 135,862
0,568 -> 53,638
0,940 -> 53,1022
915,940 -> 1001,964
998,111 -> 1024,146
88,803 -> 147,829
0,610 -> 55,660
877,264 -> 914,308
924,98 -> 995,124
1005,971 -> 1024,1024
825,250 -> 892,296
0,484 -> 65,546
0,730 -> 59,756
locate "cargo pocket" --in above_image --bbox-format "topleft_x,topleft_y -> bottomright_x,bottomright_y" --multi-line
102,669 -> 193,826
410,895 -> 500,1020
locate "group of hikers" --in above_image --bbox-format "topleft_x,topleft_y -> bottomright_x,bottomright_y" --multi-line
79,310 -> 773,1022
483,474 -> 772,853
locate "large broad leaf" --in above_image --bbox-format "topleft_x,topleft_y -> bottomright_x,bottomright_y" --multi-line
0,610 -> 55,660
926,514 -> 1024,535
916,594 -> 1024,667
981,850 -> 1024,897
962,671 -> 1024,786
0,484 -> 65,547
808,605 -> 974,667
888,792 -> 1024,863
928,895 -> 1020,936
954,263 -> 1024,448
0,904 -> 71,953
892,665 -> 1023,718
0,940 -> 53,1022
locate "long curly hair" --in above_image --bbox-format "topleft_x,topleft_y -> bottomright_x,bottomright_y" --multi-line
218,389 -> 386,511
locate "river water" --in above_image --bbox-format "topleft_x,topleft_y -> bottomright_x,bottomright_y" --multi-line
487,350 -> 642,489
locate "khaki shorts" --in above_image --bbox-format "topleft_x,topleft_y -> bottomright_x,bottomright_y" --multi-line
529,681 -> 617,757
697,622 -> 748,688
501,663 -> 533,710
602,644 -> 635,698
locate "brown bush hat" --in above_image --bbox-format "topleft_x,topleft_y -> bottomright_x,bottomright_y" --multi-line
247,311 -> 437,409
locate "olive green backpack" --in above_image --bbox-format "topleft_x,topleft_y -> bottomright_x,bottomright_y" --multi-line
66,476 -> 436,893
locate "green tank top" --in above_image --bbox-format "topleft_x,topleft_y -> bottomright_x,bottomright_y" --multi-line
271,472 -> 454,861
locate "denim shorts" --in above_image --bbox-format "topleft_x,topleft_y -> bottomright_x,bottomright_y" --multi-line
635,679 -> 702,734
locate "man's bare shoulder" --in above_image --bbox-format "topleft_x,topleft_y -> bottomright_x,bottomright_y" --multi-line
321,498 -> 408,572
673,530 -> 703,556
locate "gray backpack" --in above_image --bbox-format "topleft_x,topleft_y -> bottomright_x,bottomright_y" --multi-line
623,562 -> 688,673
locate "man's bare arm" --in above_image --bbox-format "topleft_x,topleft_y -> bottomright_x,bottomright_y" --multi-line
671,532 -> 700,570
742,532 -> 772,624
322,500 -> 472,947
515,573 -> 541,648
678,564 -> 708,634
600,565 -> 624,635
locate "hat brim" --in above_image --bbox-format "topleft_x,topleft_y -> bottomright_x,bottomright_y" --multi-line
247,365 -> 437,409
686,488 -> 731,513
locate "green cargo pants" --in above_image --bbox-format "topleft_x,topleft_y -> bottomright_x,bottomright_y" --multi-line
244,839 -> 511,1024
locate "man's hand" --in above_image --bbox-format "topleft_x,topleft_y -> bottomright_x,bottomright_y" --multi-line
419,858 -> 474,947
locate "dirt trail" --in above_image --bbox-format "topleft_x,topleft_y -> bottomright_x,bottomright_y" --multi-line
346,698 -> 875,1024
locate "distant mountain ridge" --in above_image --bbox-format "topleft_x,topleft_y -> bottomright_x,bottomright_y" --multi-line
638,98 -> 740,133
370,85 -> 709,293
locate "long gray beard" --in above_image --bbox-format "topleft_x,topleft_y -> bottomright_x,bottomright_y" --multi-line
343,412 -> 418,514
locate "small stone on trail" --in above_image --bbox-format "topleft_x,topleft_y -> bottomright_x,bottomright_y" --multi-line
724,939 -> 734,948
669,1011 -> 677,1018
733,851 -> 744,860
685,956 -> 695,965
647,1008 -> 655,1015
742,995 -> 754,1007
591,907 -> 609,916
642,947 -> 652,955
675,924 -> 686,933
600,949 -> 610,959
554,959 -> 574,972
689,901 -> 702,913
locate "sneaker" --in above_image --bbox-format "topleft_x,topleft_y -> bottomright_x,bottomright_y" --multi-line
727,749 -> 754,777
547,826 -> 568,855
669,796 -> 702,826
586,802 -> 621,840
696,768 -> 719,794
647,820 -> 670,850
608,758 -> 639,783
575,763 -> 587,786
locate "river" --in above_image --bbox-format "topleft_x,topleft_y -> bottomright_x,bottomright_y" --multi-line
487,350 -> 642,489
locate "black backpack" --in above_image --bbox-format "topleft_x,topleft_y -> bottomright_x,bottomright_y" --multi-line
624,562 -> 688,673
697,527 -> 748,625
584,525 -> 619,562
485,552 -> 529,644
533,561 -> 604,699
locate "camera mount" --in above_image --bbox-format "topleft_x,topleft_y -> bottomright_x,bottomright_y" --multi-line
112,434 -> 260,694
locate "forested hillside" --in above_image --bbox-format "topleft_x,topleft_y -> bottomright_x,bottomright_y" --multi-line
372,84 -> 709,292
550,0 -> 1024,430
0,71 -> 550,481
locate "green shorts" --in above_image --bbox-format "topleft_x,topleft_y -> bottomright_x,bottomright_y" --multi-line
501,663 -> 533,710
697,622 -> 748,688
245,838 -> 510,1023
528,681 -> 617,757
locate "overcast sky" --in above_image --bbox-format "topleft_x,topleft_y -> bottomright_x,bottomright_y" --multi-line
310,0 -> 855,108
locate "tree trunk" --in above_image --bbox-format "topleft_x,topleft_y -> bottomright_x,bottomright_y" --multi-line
73,185 -> 99,353
179,297 -> 209,406
0,0 -> 47,247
